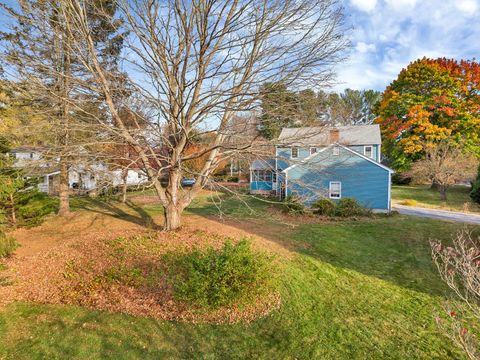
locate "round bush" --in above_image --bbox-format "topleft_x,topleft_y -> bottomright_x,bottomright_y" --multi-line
282,195 -> 305,214
311,199 -> 335,216
335,198 -> 365,217
167,239 -> 275,309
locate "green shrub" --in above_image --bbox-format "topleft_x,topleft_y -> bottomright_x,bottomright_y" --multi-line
470,165 -> 480,204
391,172 -> 412,185
17,193 -> 58,227
334,198 -> 368,217
282,195 -> 305,214
167,239 -> 275,309
311,199 -> 336,216
0,226 -> 17,258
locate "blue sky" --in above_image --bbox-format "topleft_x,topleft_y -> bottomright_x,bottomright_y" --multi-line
336,0 -> 480,91
1,0 -> 478,94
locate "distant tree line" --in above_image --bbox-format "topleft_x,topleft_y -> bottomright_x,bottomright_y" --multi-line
257,82 -> 381,139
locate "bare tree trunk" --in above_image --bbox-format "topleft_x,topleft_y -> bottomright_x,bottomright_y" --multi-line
164,203 -> 182,231
58,158 -> 70,216
121,168 -> 128,203
9,194 -> 16,224
439,185 -> 448,201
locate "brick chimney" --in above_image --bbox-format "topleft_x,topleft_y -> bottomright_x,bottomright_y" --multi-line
329,128 -> 340,144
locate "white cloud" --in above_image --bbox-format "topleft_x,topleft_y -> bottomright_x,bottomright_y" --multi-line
385,0 -> 418,11
456,0 -> 478,13
355,42 -> 376,53
350,0 -> 377,12
334,0 -> 480,91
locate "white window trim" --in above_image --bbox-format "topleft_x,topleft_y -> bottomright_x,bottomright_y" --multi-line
291,147 -> 299,159
333,146 -> 340,156
310,147 -> 317,155
329,181 -> 342,199
364,145 -> 373,159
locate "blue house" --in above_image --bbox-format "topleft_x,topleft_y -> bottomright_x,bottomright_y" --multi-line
250,125 -> 393,212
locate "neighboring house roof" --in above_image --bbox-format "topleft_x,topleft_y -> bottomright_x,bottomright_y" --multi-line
277,125 -> 381,146
250,159 -> 276,171
282,144 -> 393,174
10,146 -> 45,153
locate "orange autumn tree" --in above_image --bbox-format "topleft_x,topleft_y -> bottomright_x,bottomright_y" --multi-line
375,58 -> 480,171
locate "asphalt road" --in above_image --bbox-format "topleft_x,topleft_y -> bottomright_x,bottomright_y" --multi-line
393,205 -> 480,225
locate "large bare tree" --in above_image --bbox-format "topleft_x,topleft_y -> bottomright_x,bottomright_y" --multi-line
1,0 -> 125,216
50,0 -> 347,230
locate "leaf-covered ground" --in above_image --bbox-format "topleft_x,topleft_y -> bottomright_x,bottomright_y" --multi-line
0,192 -> 477,359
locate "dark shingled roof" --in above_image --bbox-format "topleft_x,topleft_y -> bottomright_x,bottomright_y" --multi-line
278,125 -> 381,146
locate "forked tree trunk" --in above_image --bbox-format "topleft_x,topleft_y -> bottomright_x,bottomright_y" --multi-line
164,204 -> 182,231
58,158 -> 70,216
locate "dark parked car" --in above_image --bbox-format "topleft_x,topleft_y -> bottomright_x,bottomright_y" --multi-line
181,178 -> 196,187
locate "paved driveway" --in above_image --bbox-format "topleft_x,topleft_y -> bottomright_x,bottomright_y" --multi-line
393,205 -> 480,225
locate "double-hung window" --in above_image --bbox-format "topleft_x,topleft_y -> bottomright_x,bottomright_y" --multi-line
329,181 -> 341,199
333,146 -> 340,156
364,145 -> 373,159
310,147 -> 317,155
291,147 -> 299,159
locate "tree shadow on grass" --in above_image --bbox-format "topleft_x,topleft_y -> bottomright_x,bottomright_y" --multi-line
72,197 -> 162,230
187,200 -> 469,298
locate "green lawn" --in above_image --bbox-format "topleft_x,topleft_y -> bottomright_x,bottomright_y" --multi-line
392,184 -> 480,213
0,194 -> 477,359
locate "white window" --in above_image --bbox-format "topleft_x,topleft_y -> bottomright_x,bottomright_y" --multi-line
291,147 -> 298,159
333,146 -> 340,156
310,147 -> 317,155
329,181 -> 341,199
364,146 -> 373,159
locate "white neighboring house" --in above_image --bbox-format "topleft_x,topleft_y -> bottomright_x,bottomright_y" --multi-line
10,146 -> 148,195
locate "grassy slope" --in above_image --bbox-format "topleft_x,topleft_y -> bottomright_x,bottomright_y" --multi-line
392,184 -> 480,213
0,194 -> 475,359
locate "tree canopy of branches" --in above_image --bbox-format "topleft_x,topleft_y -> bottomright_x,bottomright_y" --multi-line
319,88 -> 381,126
0,0 -> 126,216
375,57 -> 480,171
41,0 -> 348,230
258,84 -> 381,139
407,140 -> 477,200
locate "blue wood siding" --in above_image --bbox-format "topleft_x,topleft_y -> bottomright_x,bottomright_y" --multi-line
284,146 -> 390,210
349,145 -> 380,162
250,181 -> 274,191
277,144 -> 380,170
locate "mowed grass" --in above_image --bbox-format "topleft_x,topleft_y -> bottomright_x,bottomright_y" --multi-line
392,184 -> 480,212
0,194 -> 476,359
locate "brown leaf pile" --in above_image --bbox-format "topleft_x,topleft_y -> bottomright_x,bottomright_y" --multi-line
0,210 -> 283,324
